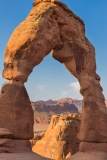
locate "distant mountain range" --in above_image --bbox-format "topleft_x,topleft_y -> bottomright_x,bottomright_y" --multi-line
31,98 -> 107,124
31,98 -> 82,124
37,98 -> 82,112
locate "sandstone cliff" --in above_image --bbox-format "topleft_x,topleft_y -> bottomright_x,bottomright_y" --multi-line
32,100 -> 79,124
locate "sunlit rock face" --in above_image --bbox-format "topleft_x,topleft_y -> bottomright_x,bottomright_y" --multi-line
0,0 -> 107,159
32,114 -> 81,160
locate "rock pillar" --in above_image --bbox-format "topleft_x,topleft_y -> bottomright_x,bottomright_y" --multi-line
0,80 -> 34,152
0,81 -> 34,139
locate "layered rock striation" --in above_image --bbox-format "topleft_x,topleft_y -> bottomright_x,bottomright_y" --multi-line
32,101 -> 79,124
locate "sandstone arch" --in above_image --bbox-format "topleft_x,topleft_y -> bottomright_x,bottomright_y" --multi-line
0,0 -> 107,159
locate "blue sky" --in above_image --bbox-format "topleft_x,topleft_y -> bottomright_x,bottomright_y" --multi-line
0,0 -> 107,101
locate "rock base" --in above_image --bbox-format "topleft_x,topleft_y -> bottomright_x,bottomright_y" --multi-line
0,152 -> 50,160
79,142 -> 107,153
0,140 -> 31,153
67,142 -> 107,160
0,82 -> 34,140
67,152 -> 107,160
0,138 -> 50,159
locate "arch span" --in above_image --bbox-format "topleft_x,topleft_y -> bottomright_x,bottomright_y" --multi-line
0,0 -> 107,159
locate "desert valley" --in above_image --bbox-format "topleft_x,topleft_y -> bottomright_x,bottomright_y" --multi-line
31,97 -> 107,159
33,98 -> 107,132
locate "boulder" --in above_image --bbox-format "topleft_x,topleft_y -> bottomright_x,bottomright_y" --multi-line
32,114 -> 81,160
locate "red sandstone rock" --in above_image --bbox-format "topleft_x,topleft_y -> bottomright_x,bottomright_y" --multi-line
0,152 -> 50,160
32,101 -> 79,124
105,100 -> 107,107
0,128 -> 13,138
0,0 -> 107,159
0,82 -> 34,140
0,139 -> 31,153
78,100 -> 107,142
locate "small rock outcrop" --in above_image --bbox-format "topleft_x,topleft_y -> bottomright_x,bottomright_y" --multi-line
32,114 -> 81,160
30,133 -> 45,148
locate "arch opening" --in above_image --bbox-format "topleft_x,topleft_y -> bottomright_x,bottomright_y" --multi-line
0,0 -> 106,159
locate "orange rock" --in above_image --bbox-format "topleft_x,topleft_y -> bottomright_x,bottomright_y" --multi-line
32,114 -> 81,160
0,0 -> 107,159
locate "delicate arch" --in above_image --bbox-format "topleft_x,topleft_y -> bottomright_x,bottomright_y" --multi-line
0,0 -> 107,159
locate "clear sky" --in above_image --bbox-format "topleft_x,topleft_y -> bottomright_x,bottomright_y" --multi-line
0,0 -> 107,101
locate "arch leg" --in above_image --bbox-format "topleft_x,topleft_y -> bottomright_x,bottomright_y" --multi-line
77,73 -> 107,142
64,58 -> 107,142
52,26 -> 106,143
64,60 -> 107,160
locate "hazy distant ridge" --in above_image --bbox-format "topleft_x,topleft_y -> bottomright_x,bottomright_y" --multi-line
31,98 -> 81,124
31,98 -> 107,124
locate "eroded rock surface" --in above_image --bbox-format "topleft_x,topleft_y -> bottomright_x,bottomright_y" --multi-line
0,0 -> 107,159
0,139 -> 31,153
32,114 -> 81,160
0,128 -> 13,138
0,82 -> 34,140
30,133 -> 45,148
0,152 -> 50,160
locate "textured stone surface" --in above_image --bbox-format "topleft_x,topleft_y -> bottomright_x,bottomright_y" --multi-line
67,152 -> 107,160
0,0 -> 107,158
0,128 -> 13,138
0,152 -> 50,160
0,82 -> 34,139
79,142 -> 107,153
32,114 -> 81,160
78,100 -> 107,142
30,133 -> 45,148
0,140 -> 31,153
2,0 -> 85,83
